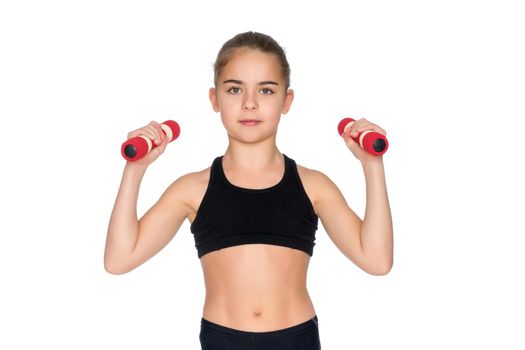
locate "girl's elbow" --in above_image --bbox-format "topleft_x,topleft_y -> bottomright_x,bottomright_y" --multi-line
104,259 -> 132,275
371,263 -> 393,276
364,258 -> 393,276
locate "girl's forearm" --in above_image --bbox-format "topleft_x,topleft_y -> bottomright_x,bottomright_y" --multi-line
359,160 -> 393,273
104,163 -> 148,273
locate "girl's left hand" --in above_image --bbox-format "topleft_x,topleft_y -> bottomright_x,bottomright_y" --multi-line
340,118 -> 387,165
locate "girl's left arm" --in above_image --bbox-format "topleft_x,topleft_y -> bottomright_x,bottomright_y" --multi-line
360,159 -> 393,274
313,118 -> 393,275
343,118 -> 393,274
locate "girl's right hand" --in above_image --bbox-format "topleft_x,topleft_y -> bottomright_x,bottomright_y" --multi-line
125,121 -> 170,168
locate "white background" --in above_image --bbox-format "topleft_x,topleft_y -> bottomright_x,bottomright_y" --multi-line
1,0 -> 524,349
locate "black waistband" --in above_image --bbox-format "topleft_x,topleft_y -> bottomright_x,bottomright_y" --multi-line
200,315 -> 319,337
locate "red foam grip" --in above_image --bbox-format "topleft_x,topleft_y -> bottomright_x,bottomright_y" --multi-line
161,120 -> 181,141
337,117 -> 355,135
361,131 -> 389,156
121,136 -> 150,161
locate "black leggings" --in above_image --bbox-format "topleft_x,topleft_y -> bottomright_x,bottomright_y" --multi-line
199,315 -> 321,350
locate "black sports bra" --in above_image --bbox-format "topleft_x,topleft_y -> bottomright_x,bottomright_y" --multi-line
190,154 -> 319,259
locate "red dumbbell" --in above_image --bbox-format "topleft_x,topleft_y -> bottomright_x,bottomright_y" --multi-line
337,117 -> 388,156
121,120 -> 180,161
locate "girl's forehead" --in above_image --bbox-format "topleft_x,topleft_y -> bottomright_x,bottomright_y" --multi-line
220,49 -> 283,81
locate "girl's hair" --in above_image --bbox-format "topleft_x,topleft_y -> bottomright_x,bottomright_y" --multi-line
213,31 -> 291,90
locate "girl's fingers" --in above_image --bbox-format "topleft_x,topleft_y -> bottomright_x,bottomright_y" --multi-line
127,122 -> 165,145
127,128 -> 143,139
134,130 -> 157,143
363,124 -> 386,136
355,123 -> 374,136
145,125 -> 162,145
350,120 -> 387,137
149,120 -> 161,128
148,121 -> 163,139
160,135 -> 169,150
349,120 -> 368,137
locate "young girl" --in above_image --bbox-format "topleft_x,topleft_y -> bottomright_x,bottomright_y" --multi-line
105,31 -> 393,350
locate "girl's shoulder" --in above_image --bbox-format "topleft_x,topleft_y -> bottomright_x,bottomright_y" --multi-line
161,165 -> 212,214
294,161 -> 339,205
294,161 -> 332,184
169,165 -> 211,193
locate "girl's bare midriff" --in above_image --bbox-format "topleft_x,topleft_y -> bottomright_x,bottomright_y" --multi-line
186,165 -> 318,332
199,244 -> 315,332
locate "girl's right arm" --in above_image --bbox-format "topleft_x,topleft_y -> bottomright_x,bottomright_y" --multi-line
104,121 -> 189,274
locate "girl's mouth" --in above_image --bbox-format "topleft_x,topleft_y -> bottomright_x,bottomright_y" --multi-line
239,120 -> 261,126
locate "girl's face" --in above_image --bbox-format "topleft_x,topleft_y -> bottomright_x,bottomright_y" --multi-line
209,48 -> 294,144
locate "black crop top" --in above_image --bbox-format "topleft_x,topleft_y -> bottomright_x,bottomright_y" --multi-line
190,154 -> 319,259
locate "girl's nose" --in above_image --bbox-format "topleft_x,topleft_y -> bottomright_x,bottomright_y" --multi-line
242,93 -> 257,111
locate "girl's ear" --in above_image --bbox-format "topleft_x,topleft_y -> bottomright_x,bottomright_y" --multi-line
282,89 -> 294,114
209,87 -> 220,112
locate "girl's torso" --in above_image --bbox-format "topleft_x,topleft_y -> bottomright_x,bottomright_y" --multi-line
185,156 -> 320,332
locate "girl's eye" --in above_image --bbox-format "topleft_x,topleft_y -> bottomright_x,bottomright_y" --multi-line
227,87 -> 241,94
226,87 -> 274,95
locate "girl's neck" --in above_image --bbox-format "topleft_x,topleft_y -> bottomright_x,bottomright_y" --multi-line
223,142 -> 282,172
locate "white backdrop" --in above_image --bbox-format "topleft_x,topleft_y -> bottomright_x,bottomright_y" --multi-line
1,0 -> 524,349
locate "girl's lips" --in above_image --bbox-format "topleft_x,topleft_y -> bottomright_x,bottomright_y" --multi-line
239,120 -> 261,126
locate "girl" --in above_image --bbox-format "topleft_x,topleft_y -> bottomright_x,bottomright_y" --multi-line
105,31 -> 393,350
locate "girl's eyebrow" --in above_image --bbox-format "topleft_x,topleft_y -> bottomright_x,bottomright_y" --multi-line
222,79 -> 279,86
